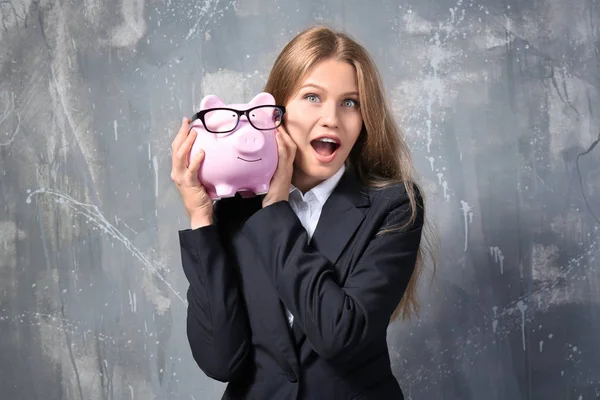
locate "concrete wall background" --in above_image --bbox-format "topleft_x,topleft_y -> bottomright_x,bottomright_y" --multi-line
1,0 -> 599,399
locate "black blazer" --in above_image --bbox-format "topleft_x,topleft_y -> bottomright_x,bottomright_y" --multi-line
178,169 -> 424,400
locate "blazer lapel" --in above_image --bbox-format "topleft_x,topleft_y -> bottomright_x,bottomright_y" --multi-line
310,169 -> 370,265
291,169 -> 370,346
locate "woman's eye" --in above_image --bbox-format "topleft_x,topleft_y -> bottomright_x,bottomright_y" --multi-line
343,99 -> 358,108
305,94 -> 319,103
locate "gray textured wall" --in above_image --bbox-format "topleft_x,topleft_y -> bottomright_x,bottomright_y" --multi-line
1,0 -> 599,399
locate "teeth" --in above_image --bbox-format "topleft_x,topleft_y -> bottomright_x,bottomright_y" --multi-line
317,138 -> 337,144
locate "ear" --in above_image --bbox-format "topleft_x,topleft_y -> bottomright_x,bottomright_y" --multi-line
200,95 -> 226,109
248,92 -> 276,107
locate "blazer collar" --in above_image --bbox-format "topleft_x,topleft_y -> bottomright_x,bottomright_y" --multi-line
288,164 -> 347,207
310,168 -> 370,266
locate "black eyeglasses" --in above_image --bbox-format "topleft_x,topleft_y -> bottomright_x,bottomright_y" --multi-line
191,105 -> 286,134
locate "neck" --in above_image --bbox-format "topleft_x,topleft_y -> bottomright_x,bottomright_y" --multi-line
291,169 -> 322,194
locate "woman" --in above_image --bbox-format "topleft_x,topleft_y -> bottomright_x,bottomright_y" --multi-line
171,26 -> 435,400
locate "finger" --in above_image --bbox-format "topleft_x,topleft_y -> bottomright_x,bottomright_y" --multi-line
277,130 -> 296,159
276,131 -> 285,154
185,149 -> 205,184
277,125 -> 294,142
277,125 -> 295,144
276,123 -> 289,135
280,129 -> 295,146
171,117 -> 191,153
174,128 -> 198,172
276,132 -> 291,164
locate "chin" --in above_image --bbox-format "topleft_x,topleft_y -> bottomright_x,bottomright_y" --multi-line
293,148 -> 347,185
306,162 -> 342,180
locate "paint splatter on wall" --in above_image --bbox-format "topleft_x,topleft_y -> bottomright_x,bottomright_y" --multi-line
1,0 -> 599,398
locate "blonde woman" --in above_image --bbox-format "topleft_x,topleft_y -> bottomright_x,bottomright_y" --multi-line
171,25 -> 435,400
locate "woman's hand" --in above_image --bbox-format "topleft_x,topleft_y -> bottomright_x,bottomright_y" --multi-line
262,124 -> 297,208
170,117 -> 214,228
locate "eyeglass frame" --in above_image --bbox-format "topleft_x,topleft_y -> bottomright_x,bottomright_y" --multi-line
191,105 -> 286,134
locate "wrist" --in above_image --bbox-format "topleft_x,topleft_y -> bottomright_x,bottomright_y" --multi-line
262,197 -> 288,208
190,212 -> 213,229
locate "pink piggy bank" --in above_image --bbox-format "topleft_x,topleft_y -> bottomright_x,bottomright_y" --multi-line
188,92 -> 282,200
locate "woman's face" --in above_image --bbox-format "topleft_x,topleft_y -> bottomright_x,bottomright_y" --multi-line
283,58 -> 364,192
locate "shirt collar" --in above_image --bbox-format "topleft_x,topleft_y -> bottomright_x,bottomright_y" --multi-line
289,164 -> 346,204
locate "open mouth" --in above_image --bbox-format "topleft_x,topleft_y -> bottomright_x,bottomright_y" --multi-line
310,137 -> 340,162
237,157 -> 262,162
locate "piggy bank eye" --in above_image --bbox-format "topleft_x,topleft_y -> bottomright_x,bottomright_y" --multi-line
203,108 -> 239,133
247,106 -> 284,130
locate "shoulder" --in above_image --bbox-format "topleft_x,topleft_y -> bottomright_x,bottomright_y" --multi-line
365,180 -> 423,210
364,181 -> 424,230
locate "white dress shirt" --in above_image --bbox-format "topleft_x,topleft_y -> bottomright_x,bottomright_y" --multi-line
284,164 -> 346,327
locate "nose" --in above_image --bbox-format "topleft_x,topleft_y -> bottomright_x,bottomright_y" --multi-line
234,128 -> 265,155
320,102 -> 339,128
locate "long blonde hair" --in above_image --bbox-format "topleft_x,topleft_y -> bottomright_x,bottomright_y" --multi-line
264,26 -> 438,322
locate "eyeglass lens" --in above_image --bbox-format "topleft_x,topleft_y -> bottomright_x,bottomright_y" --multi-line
204,106 -> 283,133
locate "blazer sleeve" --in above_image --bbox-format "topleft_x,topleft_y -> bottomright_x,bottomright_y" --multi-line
241,189 -> 423,364
178,222 -> 251,382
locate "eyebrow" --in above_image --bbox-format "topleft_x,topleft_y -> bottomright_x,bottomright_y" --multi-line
300,83 -> 359,97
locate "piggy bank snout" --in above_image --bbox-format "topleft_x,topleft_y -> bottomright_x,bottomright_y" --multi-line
234,129 -> 266,155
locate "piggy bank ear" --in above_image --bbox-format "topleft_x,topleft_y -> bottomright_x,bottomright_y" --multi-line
200,95 -> 226,110
248,92 -> 276,107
